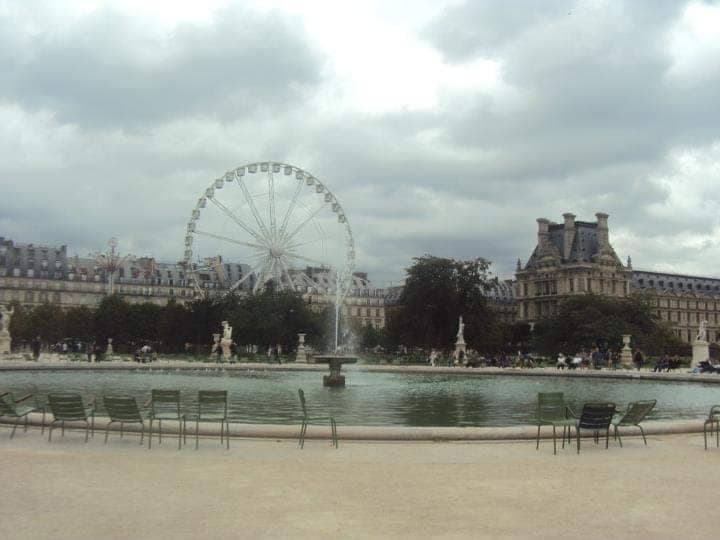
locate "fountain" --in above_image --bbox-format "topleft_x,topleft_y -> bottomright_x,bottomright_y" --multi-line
312,281 -> 357,387
314,355 -> 357,387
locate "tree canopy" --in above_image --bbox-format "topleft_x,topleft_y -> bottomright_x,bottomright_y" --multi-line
388,255 -> 501,351
7,289 -> 330,354
531,293 -> 684,355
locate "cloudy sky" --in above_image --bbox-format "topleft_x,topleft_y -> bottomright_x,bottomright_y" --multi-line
2,0 -> 720,286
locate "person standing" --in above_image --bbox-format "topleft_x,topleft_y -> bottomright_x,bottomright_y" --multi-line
31,336 -> 41,360
633,349 -> 644,371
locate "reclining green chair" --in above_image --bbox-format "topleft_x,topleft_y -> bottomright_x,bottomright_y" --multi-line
536,392 -> 577,455
298,388 -> 338,449
575,402 -> 616,454
612,399 -> 656,446
186,390 -> 230,450
147,389 -> 184,450
103,395 -> 146,445
0,392 -> 46,438
704,405 -> 720,450
47,393 -> 96,442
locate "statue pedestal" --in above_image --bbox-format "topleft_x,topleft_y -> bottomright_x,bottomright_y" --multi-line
692,340 -> 710,368
0,334 -> 11,355
220,338 -> 232,361
453,339 -> 467,365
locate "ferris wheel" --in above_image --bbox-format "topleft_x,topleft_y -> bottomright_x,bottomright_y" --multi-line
183,161 -> 355,300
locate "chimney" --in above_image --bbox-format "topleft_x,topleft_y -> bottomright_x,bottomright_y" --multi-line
562,213 -> 575,260
536,218 -> 550,248
596,212 -> 609,249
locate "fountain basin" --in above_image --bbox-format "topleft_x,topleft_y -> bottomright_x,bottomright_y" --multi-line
313,355 -> 358,387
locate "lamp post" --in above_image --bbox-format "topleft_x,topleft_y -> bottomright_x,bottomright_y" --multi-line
93,237 -> 134,295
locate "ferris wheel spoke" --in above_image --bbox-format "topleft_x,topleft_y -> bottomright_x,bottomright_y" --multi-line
228,258 -> 265,292
236,179 -> 272,242
279,258 -> 296,290
285,235 -> 330,252
195,229 -> 266,251
252,256 -> 272,293
282,201 -> 330,245
207,197 -> 267,246
285,252 -> 331,268
267,168 -> 277,242
278,178 -> 304,241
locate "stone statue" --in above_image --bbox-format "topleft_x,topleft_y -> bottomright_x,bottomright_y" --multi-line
222,321 -> 233,341
453,315 -> 467,363
0,304 -> 13,334
0,304 -> 13,354
220,321 -> 233,360
696,320 -> 708,342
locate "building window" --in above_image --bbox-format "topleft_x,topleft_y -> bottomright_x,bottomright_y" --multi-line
568,278 -> 574,292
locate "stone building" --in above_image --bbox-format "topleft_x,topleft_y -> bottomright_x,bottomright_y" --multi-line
515,213 -> 720,344
515,213 -> 632,323
631,270 -> 720,344
0,236 -> 385,329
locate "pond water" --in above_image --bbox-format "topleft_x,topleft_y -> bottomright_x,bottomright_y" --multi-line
2,368 -> 719,427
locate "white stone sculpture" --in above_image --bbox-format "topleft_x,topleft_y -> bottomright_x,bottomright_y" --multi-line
692,320 -> 710,368
0,304 -> 13,354
0,304 -> 13,334
220,321 -> 233,360
211,333 -> 221,358
453,316 -> 467,363
456,316 -> 465,341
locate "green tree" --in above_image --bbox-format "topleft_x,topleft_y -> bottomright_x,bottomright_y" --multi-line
28,303 -> 65,344
531,293 -> 683,356
64,306 -> 95,341
158,300 -> 192,353
391,255 -> 499,352
7,301 -> 32,343
94,295 -> 131,350
229,289 -> 326,353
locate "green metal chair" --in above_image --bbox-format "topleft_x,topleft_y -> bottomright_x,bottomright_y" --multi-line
703,405 -> 720,450
575,402 -> 616,454
147,389 -> 184,450
612,399 -> 656,446
47,393 -> 95,442
103,395 -> 146,445
0,392 -> 46,438
186,390 -> 230,450
536,392 -> 576,455
298,388 -> 338,449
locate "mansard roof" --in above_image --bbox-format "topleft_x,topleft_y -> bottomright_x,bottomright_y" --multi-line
524,221 -> 623,270
631,269 -> 720,296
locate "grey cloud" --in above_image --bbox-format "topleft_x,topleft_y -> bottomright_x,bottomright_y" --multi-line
0,6 -> 322,129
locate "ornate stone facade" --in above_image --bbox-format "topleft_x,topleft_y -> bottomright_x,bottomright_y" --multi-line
515,213 -> 632,323
631,270 -> 720,344
0,236 -> 386,329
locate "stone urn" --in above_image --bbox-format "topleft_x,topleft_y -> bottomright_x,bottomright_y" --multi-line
620,334 -> 633,367
296,333 -> 308,363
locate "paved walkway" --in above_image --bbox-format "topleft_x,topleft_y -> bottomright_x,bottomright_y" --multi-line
1,426 -> 717,539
